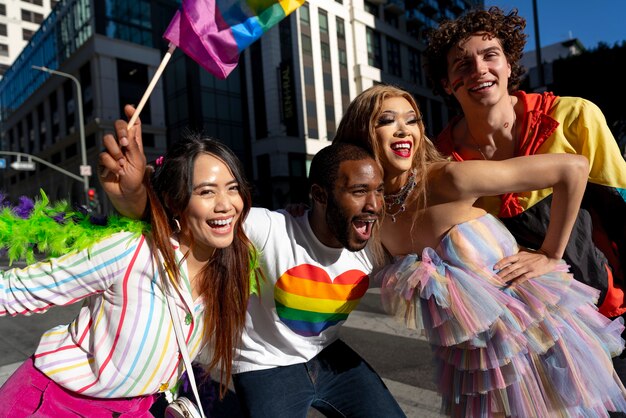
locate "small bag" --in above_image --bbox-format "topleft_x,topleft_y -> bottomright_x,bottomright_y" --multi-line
164,396 -> 203,418
160,260 -> 206,418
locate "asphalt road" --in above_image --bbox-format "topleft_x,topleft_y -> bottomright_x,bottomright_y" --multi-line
0,259 -> 443,417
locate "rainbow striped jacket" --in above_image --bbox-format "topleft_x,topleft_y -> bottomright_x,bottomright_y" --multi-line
0,231 -> 205,398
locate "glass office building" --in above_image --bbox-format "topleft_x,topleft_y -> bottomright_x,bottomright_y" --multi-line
0,0 -> 249,211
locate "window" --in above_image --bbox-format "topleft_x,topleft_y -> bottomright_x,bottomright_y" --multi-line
65,143 -> 77,158
23,28 -> 34,41
384,10 -> 399,27
323,72 -> 333,90
22,0 -> 43,5
0,4 -> 5,16
37,103 -> 46,141
0,63 -> 9,76
366,28 -> 382,69
364,1 -> 378,16
325,104 -> 335,139
0,43 -> 8,57
319,9 -> 328,33
104,1 -> 152,47
21,9 -> 44,24
301,34 -> 312,55
50,91 -> 60,142
80,62 -> 93,120
304,67 -> 314,85
338,48 -> 347,67
336,17 -> 345,39
306,100 -> 318,138
386,37 -> 402,77
300,3 -> 309,24
321,42 -> 330,62
408,48 -> 422,84
64,80 -> 75,134
0,23 -> 6,37
117,59 -> 151,124
340,77 -> 349,100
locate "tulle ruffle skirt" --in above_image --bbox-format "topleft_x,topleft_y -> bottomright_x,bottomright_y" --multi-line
379,217 -> 626,417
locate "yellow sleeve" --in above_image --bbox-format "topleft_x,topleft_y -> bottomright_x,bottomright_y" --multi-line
548,97 -> 626,189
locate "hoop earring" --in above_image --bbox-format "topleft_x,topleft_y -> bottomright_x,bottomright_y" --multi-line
173,218 -> 181,233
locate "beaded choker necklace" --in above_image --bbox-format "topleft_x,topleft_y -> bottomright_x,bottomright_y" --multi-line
384,169 -> 416,223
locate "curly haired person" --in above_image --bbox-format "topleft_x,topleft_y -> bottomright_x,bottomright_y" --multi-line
426,7 -> 626,397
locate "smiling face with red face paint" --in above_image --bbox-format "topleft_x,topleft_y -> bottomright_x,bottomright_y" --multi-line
374,96 -> 422,178
443,33 -> 512,109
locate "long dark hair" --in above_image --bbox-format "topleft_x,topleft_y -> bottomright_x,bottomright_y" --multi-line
145,133 -> 258,397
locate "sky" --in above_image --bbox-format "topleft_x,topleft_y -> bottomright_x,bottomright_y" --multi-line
484,0 -> 626,51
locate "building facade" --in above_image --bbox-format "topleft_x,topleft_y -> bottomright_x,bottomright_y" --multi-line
0,0 -> 58,77
1,0 -> 482,212
242,0 -> 482,208
0,0 -> 254,212
0,0 -> 183,212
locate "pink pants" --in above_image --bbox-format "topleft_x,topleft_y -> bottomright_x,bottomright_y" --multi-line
0,356 -> 157,417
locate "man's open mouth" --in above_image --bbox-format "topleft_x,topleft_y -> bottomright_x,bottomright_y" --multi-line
352,218 -> 376,240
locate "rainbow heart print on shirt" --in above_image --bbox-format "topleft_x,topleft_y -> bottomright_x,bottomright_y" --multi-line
274,264 -> 369,337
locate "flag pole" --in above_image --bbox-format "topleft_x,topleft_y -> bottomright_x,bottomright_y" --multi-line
127,43 -> 177,128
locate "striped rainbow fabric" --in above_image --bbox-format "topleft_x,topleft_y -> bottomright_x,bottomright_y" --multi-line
164,0 -> 304,79
274,264 -> 369,337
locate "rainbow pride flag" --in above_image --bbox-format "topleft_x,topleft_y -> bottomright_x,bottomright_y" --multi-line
164,0 -> 304,79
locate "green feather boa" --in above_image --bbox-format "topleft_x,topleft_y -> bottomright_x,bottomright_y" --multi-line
0,190 -> 261,296
0,190 -> 148,266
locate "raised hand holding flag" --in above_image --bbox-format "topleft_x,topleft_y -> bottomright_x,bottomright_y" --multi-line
128,0 -> 303,128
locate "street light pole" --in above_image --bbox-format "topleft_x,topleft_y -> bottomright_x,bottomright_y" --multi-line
531,0 -> 545,89
32,65 -> 89,204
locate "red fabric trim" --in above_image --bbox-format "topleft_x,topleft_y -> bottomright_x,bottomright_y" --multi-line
598,264 -> 626,317
499,91 -> 560,218
435,92 -> 561,218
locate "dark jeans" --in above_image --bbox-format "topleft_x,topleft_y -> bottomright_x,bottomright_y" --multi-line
232,339 -> 406,418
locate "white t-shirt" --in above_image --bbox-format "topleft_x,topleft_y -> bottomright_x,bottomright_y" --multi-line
233,208 -> 373,373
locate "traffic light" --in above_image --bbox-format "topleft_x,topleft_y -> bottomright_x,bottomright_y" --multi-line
88,188 -> 98,209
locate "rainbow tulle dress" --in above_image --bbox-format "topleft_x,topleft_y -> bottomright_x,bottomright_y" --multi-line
378,214 -> 626,417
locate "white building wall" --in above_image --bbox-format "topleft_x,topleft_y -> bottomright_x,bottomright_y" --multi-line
0,0 -> 55,75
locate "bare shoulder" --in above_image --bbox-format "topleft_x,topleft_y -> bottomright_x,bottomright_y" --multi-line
426,161 -> 469,202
